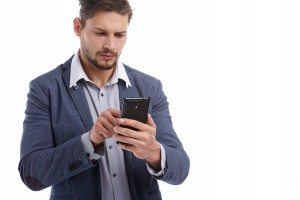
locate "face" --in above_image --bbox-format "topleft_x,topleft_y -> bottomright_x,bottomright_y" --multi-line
74,12 -> 128,71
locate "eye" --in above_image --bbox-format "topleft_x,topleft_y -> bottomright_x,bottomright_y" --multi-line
95,32 -> 106,36
115,33 -> 126,38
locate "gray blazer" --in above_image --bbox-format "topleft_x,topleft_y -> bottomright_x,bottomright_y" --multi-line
18,55 -> 190,200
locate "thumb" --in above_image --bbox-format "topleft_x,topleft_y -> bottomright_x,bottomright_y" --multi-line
147,114 -> 156,128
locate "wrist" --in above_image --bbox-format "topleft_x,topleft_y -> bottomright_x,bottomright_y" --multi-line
147,142 -> 161,171
89,131 -> 105,148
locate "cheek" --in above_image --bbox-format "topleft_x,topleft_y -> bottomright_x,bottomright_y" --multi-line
84,37 -> 105,52
89,37 -> 103,47
116,38 -> 127,51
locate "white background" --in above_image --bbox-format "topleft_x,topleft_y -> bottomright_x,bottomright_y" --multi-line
1,0 -> 300,199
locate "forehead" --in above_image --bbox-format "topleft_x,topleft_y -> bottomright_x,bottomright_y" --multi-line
84,11 -> 129,32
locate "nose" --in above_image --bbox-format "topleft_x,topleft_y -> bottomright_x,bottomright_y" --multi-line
103,36 -> 115,51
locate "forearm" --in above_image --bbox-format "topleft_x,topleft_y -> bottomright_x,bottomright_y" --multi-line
18,134 -> 96,191
157,144 -> 190,185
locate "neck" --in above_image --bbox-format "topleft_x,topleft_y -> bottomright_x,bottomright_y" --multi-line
79,51 -> 115,88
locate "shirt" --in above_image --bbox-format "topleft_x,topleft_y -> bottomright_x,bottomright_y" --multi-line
69,52 -> 166,200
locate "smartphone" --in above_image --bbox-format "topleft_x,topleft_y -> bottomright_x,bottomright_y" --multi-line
120,97 -> 151,131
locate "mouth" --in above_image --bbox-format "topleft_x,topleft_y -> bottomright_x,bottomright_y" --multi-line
99,51 -> 117,61
100,53 -> 116,61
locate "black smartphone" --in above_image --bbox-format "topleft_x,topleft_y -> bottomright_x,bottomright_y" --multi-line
120,97 -> 151,131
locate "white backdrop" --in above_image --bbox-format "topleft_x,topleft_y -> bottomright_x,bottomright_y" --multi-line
1,0 -> 300,199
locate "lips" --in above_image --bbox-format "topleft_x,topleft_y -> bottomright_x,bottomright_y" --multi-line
101,53 -> 115,57
100,53 -> 116,60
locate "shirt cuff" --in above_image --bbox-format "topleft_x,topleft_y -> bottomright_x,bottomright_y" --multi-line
81,131 -> 104,160
146,144 -> 166,177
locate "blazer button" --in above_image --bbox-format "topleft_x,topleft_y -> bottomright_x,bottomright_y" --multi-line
68,164 -> 75,171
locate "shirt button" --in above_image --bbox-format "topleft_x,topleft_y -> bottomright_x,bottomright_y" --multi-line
92,159 -> 97,165
113,173 -> 117,177
101,93 -> 104,97
109,145 -> 113,149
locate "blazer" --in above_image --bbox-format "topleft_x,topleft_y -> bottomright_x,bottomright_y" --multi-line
18,55 -> 190,200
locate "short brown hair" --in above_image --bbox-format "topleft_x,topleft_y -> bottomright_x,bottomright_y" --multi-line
79,0 -> 133,27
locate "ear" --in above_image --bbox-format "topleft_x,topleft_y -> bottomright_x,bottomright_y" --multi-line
73,17 -> 82,37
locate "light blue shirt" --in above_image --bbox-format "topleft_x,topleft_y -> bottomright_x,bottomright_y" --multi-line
69,52 -> 166,200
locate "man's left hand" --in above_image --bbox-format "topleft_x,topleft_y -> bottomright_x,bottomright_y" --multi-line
113,114 -> 161,171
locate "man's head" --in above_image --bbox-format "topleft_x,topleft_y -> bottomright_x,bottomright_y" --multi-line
74,0 -> 133,71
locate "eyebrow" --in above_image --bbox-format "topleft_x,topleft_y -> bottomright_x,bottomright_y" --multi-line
94,28 -> 127,34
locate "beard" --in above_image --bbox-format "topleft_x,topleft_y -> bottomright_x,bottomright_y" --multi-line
81,40 -> 119,71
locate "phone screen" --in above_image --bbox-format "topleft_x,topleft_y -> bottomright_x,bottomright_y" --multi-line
120,97 -> 150,131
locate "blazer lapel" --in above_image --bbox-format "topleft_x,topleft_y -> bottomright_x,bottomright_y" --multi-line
123,150 -> 137,200
118,80 -> 133,110
62,58 -> 94,131
68,83 -> 94,131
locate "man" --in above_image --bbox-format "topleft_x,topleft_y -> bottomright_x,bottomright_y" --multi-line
18,0 -> 190,199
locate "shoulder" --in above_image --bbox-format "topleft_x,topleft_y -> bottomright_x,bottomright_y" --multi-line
28,56 -> 73,97
123,64 -> 161,87
34,65 -> 63,83
123,64 -> 168,110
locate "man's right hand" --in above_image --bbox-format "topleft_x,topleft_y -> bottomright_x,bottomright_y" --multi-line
89,108 -> 120,147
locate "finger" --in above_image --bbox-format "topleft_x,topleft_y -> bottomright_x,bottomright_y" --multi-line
113,126 -> 138,138
117,142 -> 136,152
114,133 -> 142,146
118,118 -> 148,131
93,118 -> 112,137
146,114 -> 156,129
101,109 -> 120,127
91,123 -> 110,139
98,125 -> 111,138
107,108 -> 121,118
99,117 -> 114,134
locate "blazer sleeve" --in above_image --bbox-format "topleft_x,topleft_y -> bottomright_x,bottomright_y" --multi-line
150,79 -> 190,185
18,79 -> 96,191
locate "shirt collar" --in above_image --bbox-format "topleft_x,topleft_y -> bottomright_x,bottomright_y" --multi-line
69,51 -> 131,88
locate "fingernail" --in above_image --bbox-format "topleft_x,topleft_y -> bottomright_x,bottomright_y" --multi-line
119,118 -> 124,124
